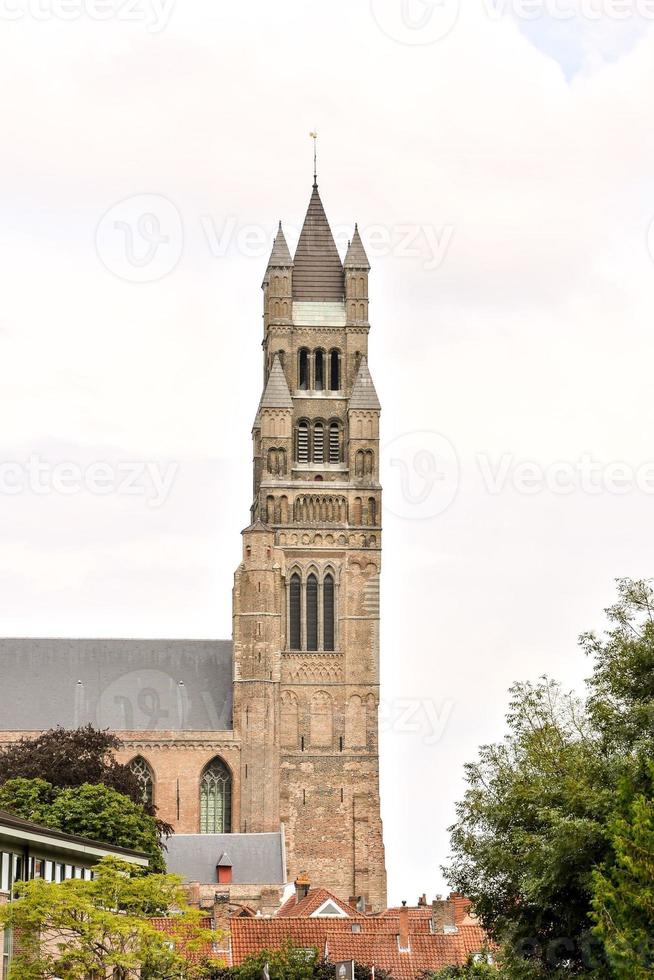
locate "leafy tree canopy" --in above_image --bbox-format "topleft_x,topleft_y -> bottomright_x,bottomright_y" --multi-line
444,578 -> 654,976
0,777 -> 166,872
0,856 -> 223,979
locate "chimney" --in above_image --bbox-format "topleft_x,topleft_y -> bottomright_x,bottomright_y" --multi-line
399,902 -> 410,951
216,853 -> 233,885
295,873 -> 311,902
418,894 -> 427,907
432,898 -> 458,935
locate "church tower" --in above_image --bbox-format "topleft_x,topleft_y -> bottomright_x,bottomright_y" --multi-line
233,176 -> 387,911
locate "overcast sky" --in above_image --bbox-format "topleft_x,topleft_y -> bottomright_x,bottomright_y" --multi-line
1,0 -> 654,904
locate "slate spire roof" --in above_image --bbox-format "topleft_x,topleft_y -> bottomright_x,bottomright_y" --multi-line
259,354 -> 293,410
268,221 -> 292,267
349,356 -> 381,411
292,183 -> 344,301
344,224 -> 370,270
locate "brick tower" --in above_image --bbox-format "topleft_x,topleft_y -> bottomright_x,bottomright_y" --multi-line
232,176 -> 387,911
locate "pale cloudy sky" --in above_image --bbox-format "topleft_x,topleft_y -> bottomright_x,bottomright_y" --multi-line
1,0 -> 654,903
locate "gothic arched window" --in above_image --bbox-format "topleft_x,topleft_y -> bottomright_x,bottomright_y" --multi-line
290,573 -> 302,650
329,421 -> 341,463
129,756 -> 154,808
313,421 -> 325,464
329,349 -> 341,391
298,348 -> 310,390
199,758 -> 232,834
314,350 -> 324,390
297,421 -> 310,463
324,573 -> 335,651
307,573 -> 318,651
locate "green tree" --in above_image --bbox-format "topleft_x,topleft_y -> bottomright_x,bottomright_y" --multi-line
422,953 -> 497,978
0,777 -> 166,872
592,763 -> 654,977
232,940 -> 319,980
444,579 -> 654,976
0,856 -> 223,979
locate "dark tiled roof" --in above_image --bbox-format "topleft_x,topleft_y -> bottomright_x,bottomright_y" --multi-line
0,638 -> 232,732
165,832 -> 286,885
259,355 -> 293,410
0,809 -> 148,861
344,225 -> 370,270
292,184 -> 344,301
268,222 -> 293,267
349,357 -> 381,411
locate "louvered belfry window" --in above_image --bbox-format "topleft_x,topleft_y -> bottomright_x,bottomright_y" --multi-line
200,758 -> 231,834
290,573 -> 302,650
313,422 -> 324,463
329,422 -> 340,463
307,574 -> 318,651
323,573 -> 335,651
297,421 -> 309,463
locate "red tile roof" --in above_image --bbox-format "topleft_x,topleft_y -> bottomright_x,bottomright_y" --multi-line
278,887 -> 361,919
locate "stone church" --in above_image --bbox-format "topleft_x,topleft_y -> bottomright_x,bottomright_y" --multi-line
0,178 -> 387,912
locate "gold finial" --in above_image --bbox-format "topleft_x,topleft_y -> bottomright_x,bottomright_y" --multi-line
309,130 -> 318,186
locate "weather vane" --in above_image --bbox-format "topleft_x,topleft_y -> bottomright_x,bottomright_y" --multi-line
310,130 -> 318,185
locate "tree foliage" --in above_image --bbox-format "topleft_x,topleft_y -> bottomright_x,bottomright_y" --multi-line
0,777 -> 166,872
222,942 -> 393,980
0,856 -> 223,979
444,579 -> 654,976
0,725 -> 145,806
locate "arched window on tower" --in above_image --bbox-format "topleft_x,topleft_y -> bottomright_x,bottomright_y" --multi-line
289,573 -> 302,650
324,573 -> 335,651
329,421 -> 341,463
199,758 -> 231,834
313,421 -> 324,464
129,756 -> 154,808
297,421 -> 310,463
314,350 -> 324,391
298,349 -> 309,390
306,573 -> 318,651
329,349 -> 340,391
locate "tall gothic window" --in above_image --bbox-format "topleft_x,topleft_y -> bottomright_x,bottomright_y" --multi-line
323,573 -> 335,651
307,573 -> 318,651
297,421 -> 310,463
329,422 -> 340,463
290,573 -> 302,650
200,758 -> 232,834
129,756 -> 154,807
313,422 -> 324,464
329,349 -> 340,390
314,350 -> 324,390
298,348 -> 309,390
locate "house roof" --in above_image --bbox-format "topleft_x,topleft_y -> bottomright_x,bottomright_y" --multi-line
292,183 -> 344,302
277,887 -> 360,919
0,809 -> 149,865
0,638 -> 232,732
349,356 -> 381,411
229,916 -> 489,978
165,832 -> 286,885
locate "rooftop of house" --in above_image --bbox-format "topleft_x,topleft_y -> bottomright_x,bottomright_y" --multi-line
0,809 -> 149,866
165,831 -> 286,885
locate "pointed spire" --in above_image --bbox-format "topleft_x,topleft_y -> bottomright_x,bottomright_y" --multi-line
349,356 -> 381,411
269,221 -> 292,266
259,354 -> 293,411
344,224 -> 370,270
292,185 -> 344,301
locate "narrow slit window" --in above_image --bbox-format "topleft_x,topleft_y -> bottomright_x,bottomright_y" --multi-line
307,573 -> 318,651
330,350 -> 340,390
299,349 -> 309,390
323,573 -> 335,651
314,350 -> 324,390
290,573 -> 302,650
